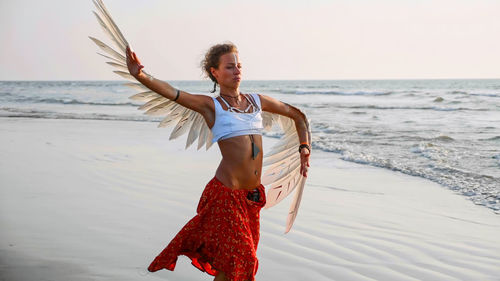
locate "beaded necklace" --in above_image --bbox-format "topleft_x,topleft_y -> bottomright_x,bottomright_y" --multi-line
218,94 -> 256,113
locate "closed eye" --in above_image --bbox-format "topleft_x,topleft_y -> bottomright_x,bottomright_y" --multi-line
226,64 -> 242,69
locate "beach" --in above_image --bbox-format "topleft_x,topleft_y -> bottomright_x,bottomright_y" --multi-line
2,0 -> 499,278
1,117 -> 499,281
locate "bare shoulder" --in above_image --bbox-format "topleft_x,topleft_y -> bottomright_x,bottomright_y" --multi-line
258,93 -> 304,120
258,94 -> 288,113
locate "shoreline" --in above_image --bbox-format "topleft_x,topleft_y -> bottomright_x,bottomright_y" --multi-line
1,115 -> 495,217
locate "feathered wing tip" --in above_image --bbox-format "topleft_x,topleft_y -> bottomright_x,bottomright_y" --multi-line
89,0 -> 214,150
261,112 -> 312,233
285,175 -> 306,233
92,0 -> 128,51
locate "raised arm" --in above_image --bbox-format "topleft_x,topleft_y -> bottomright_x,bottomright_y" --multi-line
259,94 -> 311,177
125,47 -> 214,118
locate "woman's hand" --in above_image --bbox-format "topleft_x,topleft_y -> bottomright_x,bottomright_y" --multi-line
126,46 -> 144,78
300,148 -> 310,177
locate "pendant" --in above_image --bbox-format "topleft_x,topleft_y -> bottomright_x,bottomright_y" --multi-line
251,142 -> 260,160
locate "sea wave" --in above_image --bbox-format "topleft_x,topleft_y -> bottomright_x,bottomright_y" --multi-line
493,154 -> 500,167
303,85 -> 340,89
0,108 -> 157,122
433,135 -> 455,142
480,136 -> 500,141
449,91 -> 468,95
469,93 -> 500,98
312,141 -> 500,212
0,92 -> 14,97
0,81 -> 123,87
282,90 -> 393,96
8,96 -> 138,106
331,105 -> 489,112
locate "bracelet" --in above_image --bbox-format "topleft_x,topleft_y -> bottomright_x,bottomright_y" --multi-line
173,89 -> 180,101
298,143 -> 310,153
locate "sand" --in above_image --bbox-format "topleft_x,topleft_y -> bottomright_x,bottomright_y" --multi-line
1,117 -> 499,281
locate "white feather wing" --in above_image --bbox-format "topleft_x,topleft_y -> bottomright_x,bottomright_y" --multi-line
89,0 -> 211,150
90,0 -> 311,232
261,112 -> 312,233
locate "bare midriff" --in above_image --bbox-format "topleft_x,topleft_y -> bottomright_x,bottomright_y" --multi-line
215,134 -> 263,190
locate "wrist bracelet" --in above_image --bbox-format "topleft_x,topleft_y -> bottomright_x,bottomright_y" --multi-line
173,89 -> 180,101
298,143 -> 310,153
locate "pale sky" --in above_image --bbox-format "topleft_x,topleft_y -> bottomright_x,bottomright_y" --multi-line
0,0 -> 499,80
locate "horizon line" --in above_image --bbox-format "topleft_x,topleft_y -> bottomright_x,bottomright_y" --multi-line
1,77 -> 499,82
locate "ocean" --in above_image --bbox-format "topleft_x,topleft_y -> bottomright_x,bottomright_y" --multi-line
1,79 -> 498,213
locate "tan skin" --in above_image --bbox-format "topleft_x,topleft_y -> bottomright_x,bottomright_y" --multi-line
126,47 -> 310,280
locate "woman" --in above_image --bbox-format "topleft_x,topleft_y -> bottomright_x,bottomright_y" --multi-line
125,43 -> 310,281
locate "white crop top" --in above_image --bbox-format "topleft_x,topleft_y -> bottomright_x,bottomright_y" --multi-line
211,93 -> 264,143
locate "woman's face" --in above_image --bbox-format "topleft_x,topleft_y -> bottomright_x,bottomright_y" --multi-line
211,52 -> 242,90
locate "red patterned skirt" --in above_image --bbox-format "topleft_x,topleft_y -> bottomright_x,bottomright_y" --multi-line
148,176 -> 266,281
